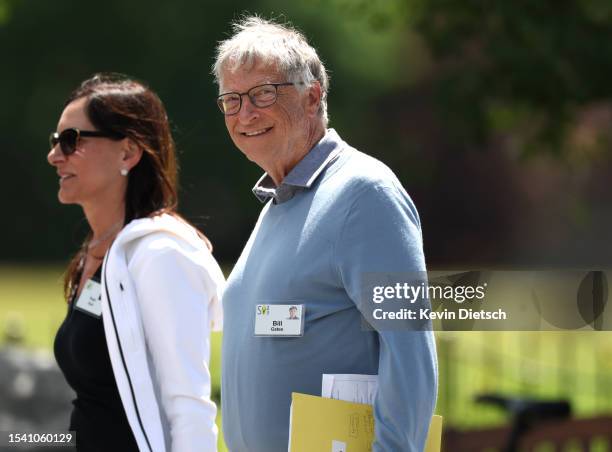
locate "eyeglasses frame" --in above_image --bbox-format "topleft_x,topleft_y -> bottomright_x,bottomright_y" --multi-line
216,82 -> 302,116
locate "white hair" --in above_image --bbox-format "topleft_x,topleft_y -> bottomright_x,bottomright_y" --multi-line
213,16 -> 330,126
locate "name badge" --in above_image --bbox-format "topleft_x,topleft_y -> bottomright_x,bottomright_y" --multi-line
74,279 -> 102,318
254,304 -> 304,337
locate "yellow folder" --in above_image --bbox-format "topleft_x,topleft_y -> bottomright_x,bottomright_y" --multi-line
289,392 -> 442,452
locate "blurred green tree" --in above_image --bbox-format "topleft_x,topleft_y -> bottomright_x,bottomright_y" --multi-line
323,0 -> 612,155
1,0 -> 611,265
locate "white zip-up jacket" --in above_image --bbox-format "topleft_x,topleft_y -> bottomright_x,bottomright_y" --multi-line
101,213 -> 224,452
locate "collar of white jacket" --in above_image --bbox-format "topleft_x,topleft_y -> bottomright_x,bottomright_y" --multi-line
109,212 -> 224,331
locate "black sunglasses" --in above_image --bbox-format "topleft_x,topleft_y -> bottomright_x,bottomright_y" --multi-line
49,128 -> 123,156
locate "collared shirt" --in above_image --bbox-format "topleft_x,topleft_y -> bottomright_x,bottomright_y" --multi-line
252,129 -> 344,204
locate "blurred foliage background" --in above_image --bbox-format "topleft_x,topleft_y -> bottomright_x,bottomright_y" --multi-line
2,0 -> 612,446
1,0 -> 611,266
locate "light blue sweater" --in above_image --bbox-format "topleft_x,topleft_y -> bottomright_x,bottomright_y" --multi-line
222,130 -> 438,451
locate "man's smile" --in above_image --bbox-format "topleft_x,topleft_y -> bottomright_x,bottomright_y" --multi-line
241,127 -> 273,137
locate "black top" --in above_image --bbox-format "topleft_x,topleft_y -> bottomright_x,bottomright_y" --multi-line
54,265 -> 139,451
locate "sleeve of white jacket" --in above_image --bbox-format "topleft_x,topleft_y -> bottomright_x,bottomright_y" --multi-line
129,234 -> 220,452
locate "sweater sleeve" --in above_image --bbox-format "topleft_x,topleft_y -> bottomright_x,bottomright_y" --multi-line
335,180 -> 438,452
128,234 -> 222,452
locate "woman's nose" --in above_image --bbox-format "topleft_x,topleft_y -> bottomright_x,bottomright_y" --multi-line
47,144 -> 65,165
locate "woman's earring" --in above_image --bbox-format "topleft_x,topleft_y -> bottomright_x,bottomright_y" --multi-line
120,168 -> 129,176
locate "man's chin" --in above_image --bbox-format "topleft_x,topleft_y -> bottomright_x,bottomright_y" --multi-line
239,147 -> 271,167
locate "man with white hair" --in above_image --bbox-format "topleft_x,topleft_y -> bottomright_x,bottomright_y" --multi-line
214,16 -> 437,452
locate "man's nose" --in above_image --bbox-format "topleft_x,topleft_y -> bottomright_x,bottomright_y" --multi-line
238,95 -> 259,123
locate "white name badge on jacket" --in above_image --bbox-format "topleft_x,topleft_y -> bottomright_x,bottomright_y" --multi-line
254,304 -> 304,337
74,279 -> 103,318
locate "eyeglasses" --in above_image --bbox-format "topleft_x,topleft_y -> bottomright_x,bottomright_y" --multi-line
49,128 -> 123,156
216,82 -> 299,116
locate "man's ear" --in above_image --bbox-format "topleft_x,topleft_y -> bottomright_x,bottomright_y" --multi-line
305,81 -> 322,117
122,138 -> 144,170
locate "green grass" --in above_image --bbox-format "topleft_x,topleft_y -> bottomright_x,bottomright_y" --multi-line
2,265 -> 612,447
0,265 -> 67,349
435,330 -> 612,428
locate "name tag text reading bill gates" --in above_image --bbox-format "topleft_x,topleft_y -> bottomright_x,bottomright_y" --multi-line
254,304 -> 304,337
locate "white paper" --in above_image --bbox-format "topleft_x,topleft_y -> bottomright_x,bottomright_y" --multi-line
288,401 -> 293,451
321,374 -> 378,405
331,439 -> 347,452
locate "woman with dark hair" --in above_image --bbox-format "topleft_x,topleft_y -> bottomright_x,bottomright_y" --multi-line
48,73 -> 224,452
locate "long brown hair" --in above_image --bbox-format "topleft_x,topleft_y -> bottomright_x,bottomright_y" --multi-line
62,73 -> 204,301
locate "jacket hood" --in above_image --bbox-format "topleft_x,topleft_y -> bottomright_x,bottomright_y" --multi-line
113,213 -> 205,250
106,212 -> 224,333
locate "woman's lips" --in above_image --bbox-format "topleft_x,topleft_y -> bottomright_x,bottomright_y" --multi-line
59,175 -> 76,184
